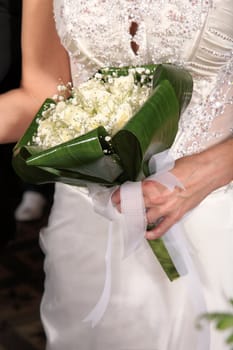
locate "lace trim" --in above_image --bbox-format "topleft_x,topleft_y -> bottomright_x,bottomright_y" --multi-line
172,58 -> 233,158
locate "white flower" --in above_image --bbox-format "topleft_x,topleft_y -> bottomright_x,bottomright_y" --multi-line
34,72 -> 151,149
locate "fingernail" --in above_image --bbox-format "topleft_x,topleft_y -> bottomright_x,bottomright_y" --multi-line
146,231 -> 157,240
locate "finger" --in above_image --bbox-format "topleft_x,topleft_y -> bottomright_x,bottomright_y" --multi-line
142,181 -> 168,207
146,216 -> 165,231
145,215 -> 176,240
115,203 -> 121,213
146,207 -> 164,225
111,188 -> 120,206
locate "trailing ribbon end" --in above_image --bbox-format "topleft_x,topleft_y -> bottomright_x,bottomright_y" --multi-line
120,181 -> 147,259
82,224 -> 113,328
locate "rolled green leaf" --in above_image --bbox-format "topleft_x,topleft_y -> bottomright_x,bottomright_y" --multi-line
26,127 -> 108,167
112,80 -> 179,180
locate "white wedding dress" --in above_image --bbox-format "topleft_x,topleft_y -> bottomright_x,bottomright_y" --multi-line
40,1 -> 233,349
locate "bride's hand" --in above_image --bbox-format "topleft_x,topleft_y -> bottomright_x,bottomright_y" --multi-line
112,154 -> 207,239
111,138 -> 233,239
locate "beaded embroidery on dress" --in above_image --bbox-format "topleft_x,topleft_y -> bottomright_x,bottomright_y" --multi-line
39,2 -> 233,350
53,0 -> 233,158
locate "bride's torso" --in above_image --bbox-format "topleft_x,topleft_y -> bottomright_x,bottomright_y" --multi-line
53,0 -> 233,158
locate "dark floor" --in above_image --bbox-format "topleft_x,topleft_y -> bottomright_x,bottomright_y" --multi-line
0,214 -> 49,350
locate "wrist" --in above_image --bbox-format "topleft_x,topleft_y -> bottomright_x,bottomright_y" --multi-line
172,153 -> 215,196
172,138 -> 233,195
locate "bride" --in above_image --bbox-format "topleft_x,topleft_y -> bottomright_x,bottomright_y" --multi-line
0,1 -> 233,349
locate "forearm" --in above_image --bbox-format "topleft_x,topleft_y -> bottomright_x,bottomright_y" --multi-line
172,137 -> 233,201
0,0 -> 71,144
199,137 -> 233,190
0,88 -> 42,143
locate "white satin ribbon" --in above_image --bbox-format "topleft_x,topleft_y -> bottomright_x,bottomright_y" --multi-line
82,221 -> 113,328
82,185 -> 116,327
120,181 -> 147,258
83,149 -> 210,349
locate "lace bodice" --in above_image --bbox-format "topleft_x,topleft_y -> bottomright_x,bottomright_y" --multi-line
53,0 -> 233,158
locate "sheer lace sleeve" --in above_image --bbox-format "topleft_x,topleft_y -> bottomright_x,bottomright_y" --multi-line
173,59 -> 233,158
171,2 -> 233,159
172,59 -> 233,158
205,59 -> 233,147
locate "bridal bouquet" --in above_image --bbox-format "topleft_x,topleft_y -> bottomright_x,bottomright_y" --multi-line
13,63 -> 193,280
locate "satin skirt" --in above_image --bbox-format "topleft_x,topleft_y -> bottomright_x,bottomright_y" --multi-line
39,182 -> 233,350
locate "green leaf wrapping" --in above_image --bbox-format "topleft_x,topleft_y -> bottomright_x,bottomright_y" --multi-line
112,79 -> 179,180
12,63 -> 193,281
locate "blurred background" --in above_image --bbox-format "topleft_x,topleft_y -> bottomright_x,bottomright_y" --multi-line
0,0 -> 54,348
0,217 -> 47,350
